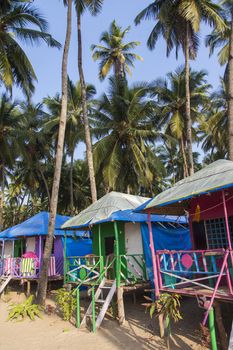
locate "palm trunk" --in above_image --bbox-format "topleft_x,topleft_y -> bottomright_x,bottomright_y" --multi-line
36,0 -> 72,305
38,167 -> 51,206
185,24 -> 194,176
77,12 -> 97,203
70,150 -> 74,215
228,9 -> 233,160
180,136 -> 188,178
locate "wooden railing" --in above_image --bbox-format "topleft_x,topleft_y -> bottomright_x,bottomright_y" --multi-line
156,249 -> 233,292
0,256 -> 62,279
64,254 -> 147,285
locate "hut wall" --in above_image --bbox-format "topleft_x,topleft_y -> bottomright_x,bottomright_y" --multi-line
54,237 -> 63,274
125,222 -> 143,255
4,241 -> 13,257
190,189 -> 233,221
125,222 -> 144,277
92,222 -> 125,260
190,188 -> 233,249
26,237 -> 36,252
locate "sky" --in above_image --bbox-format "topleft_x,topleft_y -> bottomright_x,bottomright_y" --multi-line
13,0 -> 225,158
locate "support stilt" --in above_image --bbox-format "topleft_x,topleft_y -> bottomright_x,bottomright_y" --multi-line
117,286 -> 125,325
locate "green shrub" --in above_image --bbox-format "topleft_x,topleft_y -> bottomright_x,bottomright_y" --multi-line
55,288 -> 76,321
7,295 -> 42,321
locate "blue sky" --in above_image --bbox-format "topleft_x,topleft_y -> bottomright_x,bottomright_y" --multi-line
14,0 -> 224,103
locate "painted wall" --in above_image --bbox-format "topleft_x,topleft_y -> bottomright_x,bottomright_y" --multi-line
125,222 -> 144,277
4,241 -> 13,257
125,223 -> 143,255
26,237 -> 35,252
190,188 -> 233,222
92,222 -> 125,259
189,188 -> 233,249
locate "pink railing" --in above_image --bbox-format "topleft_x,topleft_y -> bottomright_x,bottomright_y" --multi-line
0,256 -> 63,279
156,249 -> 233,291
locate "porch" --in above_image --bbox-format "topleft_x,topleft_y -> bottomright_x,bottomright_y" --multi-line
0,256 -> 63,279
64,253 -> 147,287
156,248 -> 233,302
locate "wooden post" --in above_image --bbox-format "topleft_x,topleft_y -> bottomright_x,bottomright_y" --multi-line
98,224 -> 104,274
63,231 -> 67,283
147,211 -> 160,297
2,239 -> 5,257
229,320 -> 233,350
114,221 -> 125,325
222,190 -> 233,268
26,280 -> 31,297
215,302 -> 228,350
117,286 -> 125,325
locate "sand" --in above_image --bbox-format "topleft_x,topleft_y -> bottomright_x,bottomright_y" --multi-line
0,292 -> 207,350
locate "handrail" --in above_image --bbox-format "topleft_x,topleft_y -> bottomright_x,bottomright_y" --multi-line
71,257 -> 104,294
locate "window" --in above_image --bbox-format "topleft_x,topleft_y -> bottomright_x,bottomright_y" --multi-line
205,217 -> 233,249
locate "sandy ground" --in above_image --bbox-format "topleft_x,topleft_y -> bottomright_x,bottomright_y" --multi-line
0,291 -> 208,350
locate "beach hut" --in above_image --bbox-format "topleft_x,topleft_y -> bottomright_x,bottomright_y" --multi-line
0,211 -> 91,293
138,159 -> 233,327
62,191 -> 190,331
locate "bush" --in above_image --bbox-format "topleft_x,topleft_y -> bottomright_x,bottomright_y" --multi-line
7,295 -> 42,321
55,288 -> 76,321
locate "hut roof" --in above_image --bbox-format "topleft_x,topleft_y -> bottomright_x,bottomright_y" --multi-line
137,159 -> 233,215
62,191 -> 187,230
0,212 -> 83,239
62,191 -> 150,230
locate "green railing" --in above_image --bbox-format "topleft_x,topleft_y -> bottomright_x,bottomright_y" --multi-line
66,254 -> 147,332
65,256 -> 104,285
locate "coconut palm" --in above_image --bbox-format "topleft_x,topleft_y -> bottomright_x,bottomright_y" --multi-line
37,0 -> 73,306
206,23 -> 230,67
92,77 -> 164,195
74,0 -> 104,203
152,67 -> 210,177
0,94 -> 20,230
0,0 -> 60,96
199,79 -> 227,161
44,78 -> 96,214
135,0 -> 225,176
91,20 -> 143,81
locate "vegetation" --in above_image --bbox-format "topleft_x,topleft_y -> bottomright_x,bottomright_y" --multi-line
55,288 -> 77,321
7,295 -> 42,321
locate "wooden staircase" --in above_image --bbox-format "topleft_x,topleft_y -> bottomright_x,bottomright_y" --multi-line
0,276 -> 12,294
81,277 -> 116,331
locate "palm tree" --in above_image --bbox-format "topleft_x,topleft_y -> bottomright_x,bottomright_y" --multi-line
199,79 -> 227,161
91,20 -> 143,81
17,101 -> 52,205
74,0 -> 103,203
153,67 -> 210,178
0,0 -> 61,96
44,78 -> 96,214
135,0 -> 225,176
0,94 -> 19,230
220,1 -> 233,160
92,77 -> 164,195
206,23 -> 230,67
36,0 -> 72,306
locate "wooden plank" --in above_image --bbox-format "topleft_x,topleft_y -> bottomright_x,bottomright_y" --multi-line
96,280 -> 116,328
229,320 -> 233,350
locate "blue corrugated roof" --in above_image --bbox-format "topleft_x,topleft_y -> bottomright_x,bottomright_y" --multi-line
0,212 -> 85,239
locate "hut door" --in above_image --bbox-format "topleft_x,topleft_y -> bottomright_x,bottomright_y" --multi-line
192,221 -> 207,249
104,236 -> 115,256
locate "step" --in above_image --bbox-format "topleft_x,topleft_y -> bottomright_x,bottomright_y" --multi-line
100,286 -> 111,289
96,299 -> 105,303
